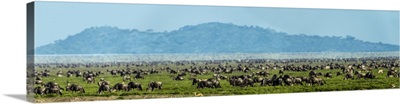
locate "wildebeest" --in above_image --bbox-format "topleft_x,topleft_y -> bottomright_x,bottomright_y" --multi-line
43,82 -> 63,95
66,83 -> 85,93
98,81 -> 111,94
192,78 -> 201,85
260,78 -> 272,86
174,75 -> 184,80
364,71 -> 375,79
35,80 -> 43,85
123,76 -> 131,81
147,81 -> 162,91
127,82 -> 142,91
33,86 -> 45,95
86,77 -> 95,83
344,73 -> 354,80
309,70 -> 317,77
336,72 -> 343,76
112,82 -> 129,91
135,73 -> 145,79
279,70 -> 284,74
386,69 -> 398,78
324,72 -> 333,78
197,79 -> 221,88
307,76 -> 326,86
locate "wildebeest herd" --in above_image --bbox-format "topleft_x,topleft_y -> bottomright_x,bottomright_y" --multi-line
28,56 -> 399,101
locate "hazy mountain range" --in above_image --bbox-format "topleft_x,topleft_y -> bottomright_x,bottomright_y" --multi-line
35,22 -> 399,54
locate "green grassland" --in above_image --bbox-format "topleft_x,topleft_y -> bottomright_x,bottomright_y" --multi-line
31,61 -> 400,102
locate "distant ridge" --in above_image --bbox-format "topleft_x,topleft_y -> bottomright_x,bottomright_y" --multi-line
35,22 -> 399,54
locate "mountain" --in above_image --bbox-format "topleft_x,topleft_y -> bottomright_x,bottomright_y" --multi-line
35,22 -> 399,54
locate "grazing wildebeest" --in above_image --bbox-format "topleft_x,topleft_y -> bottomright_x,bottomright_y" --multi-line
208,78 -> 221,88
260,78 -> 272,86
308,76 -> 326,86
324,72 -> 333,78
309,70 -> 317,77
292,77 -> 303,85
344,73 -> 354,80
336,72 -> 343,76
174,75 -> 184,80
386,69 -> 398,78
110,70 -> 117,76
197,79 -> 214,88
43,82 -> 63,95
42,72 -> 50,77
192,78 -> 201,85
135,73 -> 144,79
86,77 -> 95,83
283,75 -> 293,86
76,71 -> 82,77
123,76 -> 131,81
33,86 -> 45,95
253,77 -> 264,83
98,81 -> 111,94
365,71 -> 375,79
147,81 -> 162,91
112,82 -> 128,91
279,70 -> 284,74
356,72 -> 367,79
67,72 -> 72,77
66,83 -> 85,93
35,80 -> 43,85
127,82 -> 143,91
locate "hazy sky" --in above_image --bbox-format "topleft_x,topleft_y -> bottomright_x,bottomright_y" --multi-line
35,1 -> 399,47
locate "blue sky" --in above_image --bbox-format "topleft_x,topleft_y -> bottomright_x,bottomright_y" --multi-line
35,1 -> 399,47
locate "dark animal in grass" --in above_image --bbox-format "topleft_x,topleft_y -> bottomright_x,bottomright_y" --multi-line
147,81 -> 162,91
174,75 -> 184,80
66,83 -> 85,93
97,82 -> 111,94
135,73 -> 145,79
111,70 -> 117,76
178,72 -> 187,76
67,72 -> 72,77
86,77 -> 95,83
42,72 -> 50,77
365,71 -> 375,79
192,78 -> 201,85
283,75 -> 293,86
324,72 -> 333,78
229,78 -> 245,87
127,82 -> 143,91
309,70 -> 317,77
197,80 -> 213,88
356,72 -> 367,79
386,69 -> 398,78
279,70 -> 284,74
123,76 -> 131,81
208,78 -> 221,88
336,72 -> 343,76
112,82 -> 129,91
316,72 -> 323,76
76,72 -> 82,77
260,78 -> 272,86
33,86 -> 45,95
292,77 -> 303,85
308,76 -> 326,86
44,83 -> 63,95
253,77 -> 264,83
344,73 -> 355,80
272,75 -> 284,86
35,80 -> 43,85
